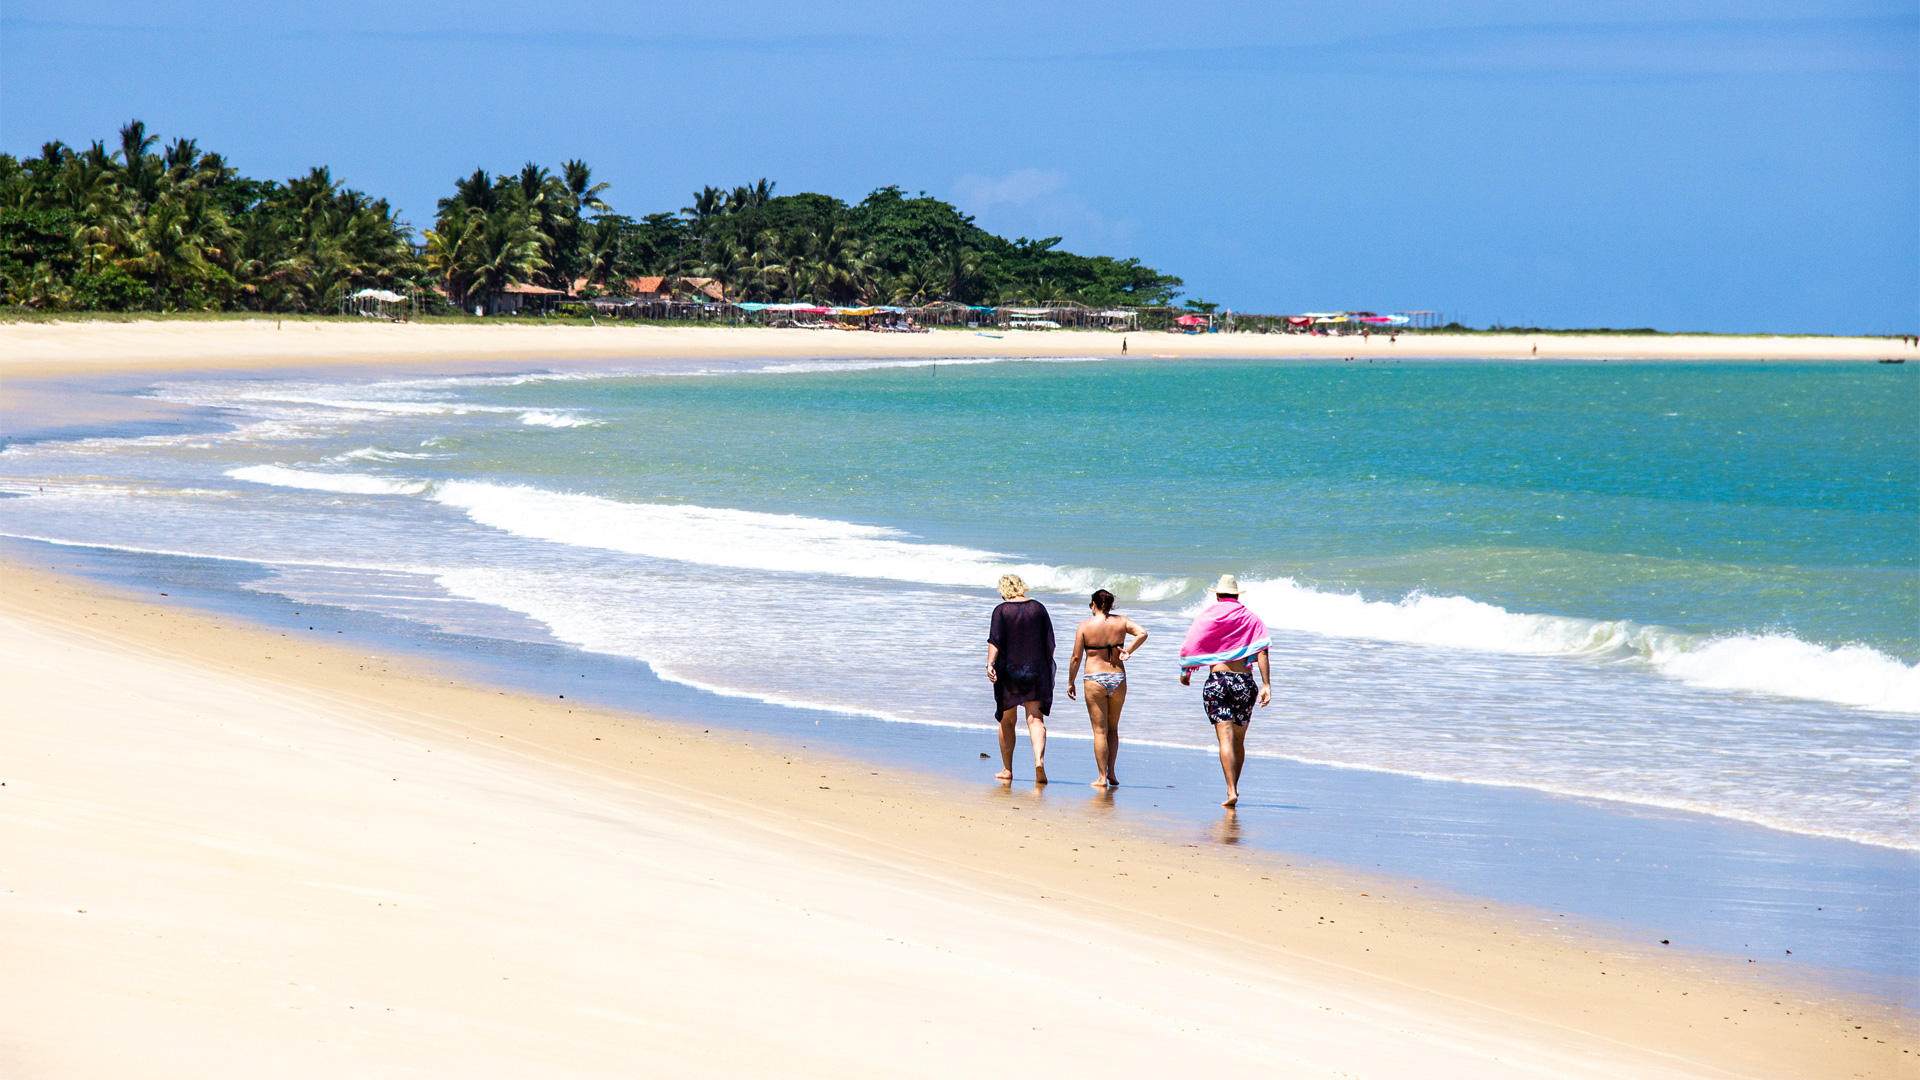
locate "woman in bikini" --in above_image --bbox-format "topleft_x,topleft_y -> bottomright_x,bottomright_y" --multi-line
1067,588 -> 1148,788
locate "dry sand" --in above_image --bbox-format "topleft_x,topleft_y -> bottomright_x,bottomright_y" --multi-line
1,316 -> 1914,379
1,560 -> 1908,1079
1,321 -> 1911,1075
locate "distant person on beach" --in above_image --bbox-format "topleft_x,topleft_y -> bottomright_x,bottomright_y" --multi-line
1178,575 -> 1272,807
986,574 -> 1055,784
1066,589 -> 1148,789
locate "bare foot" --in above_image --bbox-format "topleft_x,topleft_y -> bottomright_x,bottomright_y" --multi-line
1221,792 -> 1238,807
1090,775 -> 1111,789
1034,765 -> 1049,785
995,768 -> 1012,781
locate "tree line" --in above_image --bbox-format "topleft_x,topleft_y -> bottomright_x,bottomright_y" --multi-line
1,121 -> 1184,313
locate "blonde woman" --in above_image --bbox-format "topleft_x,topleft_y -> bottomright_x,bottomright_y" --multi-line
985,573 -> 1055,784
1067,588 -> 1147,788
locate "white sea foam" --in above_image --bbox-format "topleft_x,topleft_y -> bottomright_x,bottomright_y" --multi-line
432,562 -> 1917,849
226,464 -> 430,496
430,481 -> 1189,600
232,392 -> 519,416
341,447 -> 442,461
302,471 -> 1907,713
423,478 -> 1920,713
1650,633 -> 1920,713
1233,576 -> 1920,714
517,411 -> 600,428
749,355 -> 1101,376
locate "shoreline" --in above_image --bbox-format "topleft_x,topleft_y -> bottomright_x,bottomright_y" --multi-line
2,317 -> 1916,379
1,558 -> 1909,1077
13,531 -> 1917,996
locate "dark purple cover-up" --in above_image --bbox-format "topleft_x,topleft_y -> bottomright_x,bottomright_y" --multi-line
988,599 -> 1055,719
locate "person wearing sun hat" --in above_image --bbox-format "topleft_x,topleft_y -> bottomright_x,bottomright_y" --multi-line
1178,574 -> 1273,807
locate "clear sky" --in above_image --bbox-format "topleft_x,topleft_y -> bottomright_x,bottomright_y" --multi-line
3,2 -> 1915,333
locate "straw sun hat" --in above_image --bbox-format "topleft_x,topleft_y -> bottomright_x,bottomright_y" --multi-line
1211,574 -> 1241,596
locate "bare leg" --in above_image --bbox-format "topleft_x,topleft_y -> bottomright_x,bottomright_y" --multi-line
1084,683 -> 1112,787
1103,681 -> 1126,784
1215,720 -> 1248,806
1024,701 -> 1048,784
996,709 -> 1017,781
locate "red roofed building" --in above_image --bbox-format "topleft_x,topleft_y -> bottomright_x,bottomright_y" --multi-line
619,276 -> 726,302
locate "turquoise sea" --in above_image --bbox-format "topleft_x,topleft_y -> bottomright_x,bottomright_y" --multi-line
4,356 -> 1915,849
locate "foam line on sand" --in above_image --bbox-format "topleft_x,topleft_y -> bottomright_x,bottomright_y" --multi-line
0,561 -> 1905,1078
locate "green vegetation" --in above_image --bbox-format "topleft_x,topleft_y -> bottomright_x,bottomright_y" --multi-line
648,182 -> 1182,306
1,122 -> 416,313
2,121 -> 1182,313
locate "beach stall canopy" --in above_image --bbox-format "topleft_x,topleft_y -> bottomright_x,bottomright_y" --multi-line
343,286 -> 409,318
739,302 -> 831,313
1175,314 -> 1209,326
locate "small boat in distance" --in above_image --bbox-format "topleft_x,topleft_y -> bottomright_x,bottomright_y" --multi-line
1879,358 -> 1905,364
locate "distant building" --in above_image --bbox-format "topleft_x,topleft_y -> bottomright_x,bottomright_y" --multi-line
619,276 -> 727,302
484,282 -> 565,315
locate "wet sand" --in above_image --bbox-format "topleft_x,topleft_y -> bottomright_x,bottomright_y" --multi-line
0,559 -> 1906,1078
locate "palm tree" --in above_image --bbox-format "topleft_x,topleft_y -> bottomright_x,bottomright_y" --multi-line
926,246 -> 982,301
574,215 -> 624,291
422,213 -> 484,306
440,168 -> 505,219
693,234 -> 774,301
116,120 -> 161,212
885,266 -> 932,306
118,194 -> 233,309
512,164 -> 553,217
760,225 -> 870,303
160,138 -> 201,181
462,211 -> 547,312
682,186 -> 726,230
725,178 -> 776,214
560,160 -> 611,217
54,142 -> 131,274
1013,278 -> 1067,305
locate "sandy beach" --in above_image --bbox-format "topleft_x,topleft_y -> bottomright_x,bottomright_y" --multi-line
0,322 -> 1912,1077
1,317 -> 1914,379
0,558 -> 1908,1078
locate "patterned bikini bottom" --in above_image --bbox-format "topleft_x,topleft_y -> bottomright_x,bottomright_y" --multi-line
1082,671 -> 1126,693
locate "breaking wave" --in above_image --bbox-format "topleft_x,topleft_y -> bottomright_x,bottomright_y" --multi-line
1233,576 -> 1920,714
517,410 -> 600,428
226,464 -> 431,496
212,466 -> 1919,714
429,481 -> 1189,600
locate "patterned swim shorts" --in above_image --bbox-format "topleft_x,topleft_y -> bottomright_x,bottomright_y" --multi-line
1202,670 -> 1259,726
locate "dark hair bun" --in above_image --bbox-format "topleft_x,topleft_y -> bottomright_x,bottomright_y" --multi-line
1090,589 -> 1115,613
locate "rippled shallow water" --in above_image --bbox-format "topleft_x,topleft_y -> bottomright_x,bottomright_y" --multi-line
3,356 -> 1913,848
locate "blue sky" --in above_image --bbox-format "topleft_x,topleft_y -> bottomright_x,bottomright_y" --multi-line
4,1 -> 1915,333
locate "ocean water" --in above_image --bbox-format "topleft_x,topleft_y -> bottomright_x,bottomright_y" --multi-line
4,356 -> 1915,851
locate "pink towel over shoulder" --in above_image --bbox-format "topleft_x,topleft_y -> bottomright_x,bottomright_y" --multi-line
1178,597 -> 1272,672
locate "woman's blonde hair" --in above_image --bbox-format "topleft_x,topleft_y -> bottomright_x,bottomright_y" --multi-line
997,573 -> 1028,600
